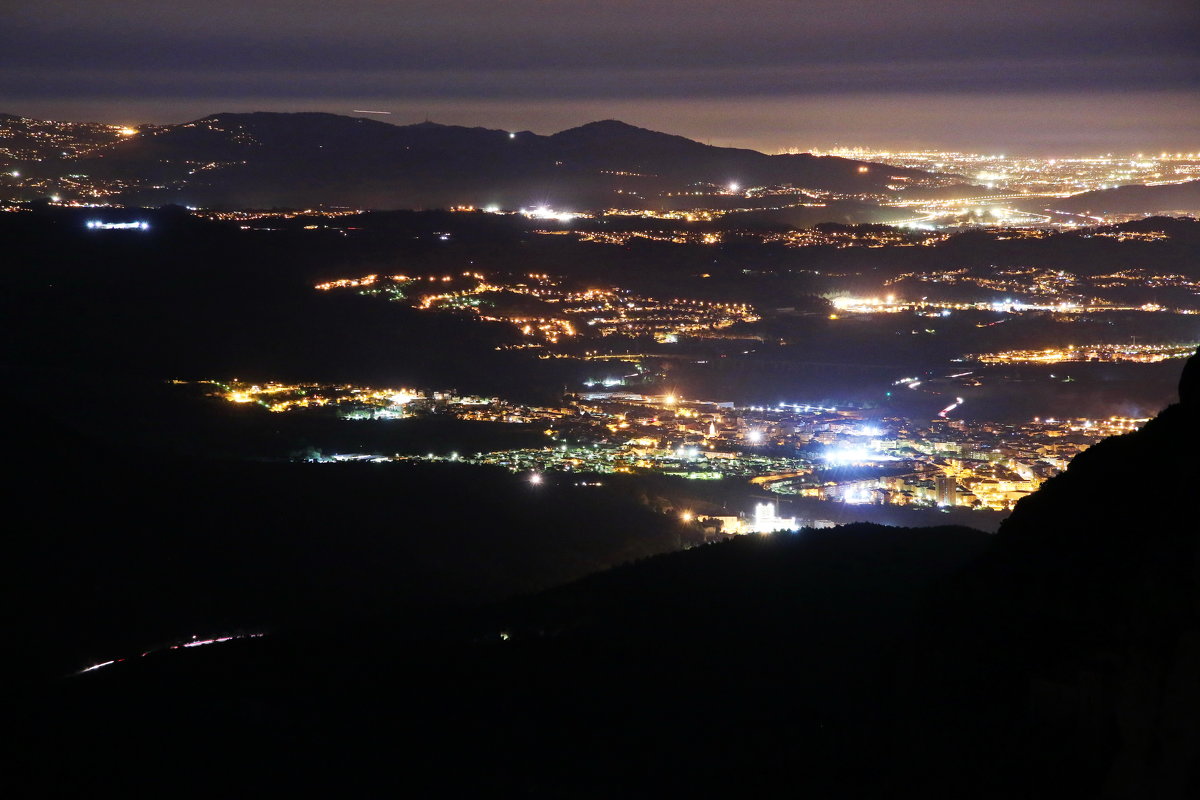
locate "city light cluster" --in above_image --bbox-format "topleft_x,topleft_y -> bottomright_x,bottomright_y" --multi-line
190,374 -> 1157,513
969,343 -> 1199,365
801,147 -> 1200,196
315,271 -> 759,345
204,380 -> 425,416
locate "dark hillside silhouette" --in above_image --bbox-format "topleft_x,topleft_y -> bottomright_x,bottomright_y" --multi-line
4,111 -> 942,210
904,346 -> 1200,797
17,350 -> 1200,795
1016,179 -> 1200,216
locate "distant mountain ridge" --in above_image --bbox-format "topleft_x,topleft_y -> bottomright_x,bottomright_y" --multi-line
1,111 -> 945,210
1017,179 -> 1200,215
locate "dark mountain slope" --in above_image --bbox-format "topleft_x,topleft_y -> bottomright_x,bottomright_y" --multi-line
908,346 -> 1200,797
15,356 -> 1199,794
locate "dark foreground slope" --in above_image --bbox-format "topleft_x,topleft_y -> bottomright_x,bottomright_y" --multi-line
15,355 -> 1200,796
905,346 -> 1200,797
17,524 -> 993,796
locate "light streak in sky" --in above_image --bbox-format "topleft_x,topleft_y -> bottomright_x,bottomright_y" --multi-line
75,633 -> 266,676
938,397 -> 965,418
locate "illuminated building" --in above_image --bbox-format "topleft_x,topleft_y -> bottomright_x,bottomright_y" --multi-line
749,502 -> 797,533
935,474 -> 957,507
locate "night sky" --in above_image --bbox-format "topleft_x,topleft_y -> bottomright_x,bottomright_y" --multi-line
4,0 -> 1197,154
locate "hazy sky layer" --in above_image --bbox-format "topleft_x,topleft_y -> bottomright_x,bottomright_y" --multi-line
4,0 -> 1197,154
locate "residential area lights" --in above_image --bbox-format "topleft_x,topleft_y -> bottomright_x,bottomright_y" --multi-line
315,271 -> 759,345
194,377 -> 1152,513
970,343 -> 1200,365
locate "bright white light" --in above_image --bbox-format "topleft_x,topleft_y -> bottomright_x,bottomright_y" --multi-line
9,171 -> 18,177
484,205 -> 500,213
746,429 -> 764,444
822,447 -> 896,465
529,472 -> 543,485
181,636 -> 236,648
389,390 -> 420,405
87,220 -> 150,230
750,502 -> 798,533
937,397 -> 964,418
728,182 -> 740,193
509,132 -> 516,139
523,206 -> 577,222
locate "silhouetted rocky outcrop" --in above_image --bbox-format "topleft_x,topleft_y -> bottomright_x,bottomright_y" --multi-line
909,347 -> 1200,797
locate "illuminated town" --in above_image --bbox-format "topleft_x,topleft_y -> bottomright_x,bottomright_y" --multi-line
967,343 -> 1198,365
800,147 -> 1200,195
886,266 -> 1200,298
199,378 -> 1149,515
316,271 -> 759,345
828,288 -> 1200,318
